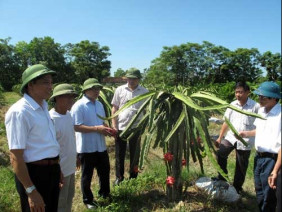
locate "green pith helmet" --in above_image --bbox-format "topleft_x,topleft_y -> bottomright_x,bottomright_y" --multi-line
254,81 -> 281,99
20,64 -> 56,94
82,78 -> 103,91
49,83 -> 78,102
125,69 -> 142,79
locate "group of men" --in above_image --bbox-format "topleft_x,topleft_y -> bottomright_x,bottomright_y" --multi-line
5,64 -> 148,211
5,64 -> 281,212
215,81 -> 281,212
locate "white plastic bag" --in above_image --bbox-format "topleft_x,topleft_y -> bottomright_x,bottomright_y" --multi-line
195,177 -> 240,203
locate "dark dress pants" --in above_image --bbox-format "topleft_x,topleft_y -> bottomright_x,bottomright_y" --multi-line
79,151 -> 110,204
254,154 -> 277,212
217,139 -> 251,192
276,169 -> 281,212
115,131 -> 141,180
15,163 -> 60,212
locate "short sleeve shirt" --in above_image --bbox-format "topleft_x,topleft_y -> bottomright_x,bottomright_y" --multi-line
71,95 -> 107,153
49,109 -> 77,177
254,103 -> 281,154
111,84 -> 149,130
5,94 -> 60,162
224,98 -> 260,150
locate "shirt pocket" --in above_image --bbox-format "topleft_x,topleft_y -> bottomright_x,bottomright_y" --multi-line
242,116 -> 255,129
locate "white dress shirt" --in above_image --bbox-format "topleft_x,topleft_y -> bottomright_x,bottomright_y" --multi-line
254,103 -> 281,153
5,94 -> 60,162
111,83 -> 148,130
224,98 -> 260,150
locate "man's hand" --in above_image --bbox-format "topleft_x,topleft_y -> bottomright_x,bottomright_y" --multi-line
215,138 -> 221,148
59,172 -> 64,189
28,190 -> 45,212
268,172 -> 278,189
96,125 -> 115,136
238,131 -> 248,138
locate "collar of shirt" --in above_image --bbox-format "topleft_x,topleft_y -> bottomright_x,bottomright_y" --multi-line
262,103 -> 281,116
24,93 -> 48,111
234,97 -> 251,108
81,95 -> 96,104
125,83 -> 141,92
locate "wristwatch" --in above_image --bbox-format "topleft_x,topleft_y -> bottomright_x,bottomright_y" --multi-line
25,185 -> 36,194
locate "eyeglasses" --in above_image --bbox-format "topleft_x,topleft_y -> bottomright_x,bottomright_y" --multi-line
258,95 -> 269,100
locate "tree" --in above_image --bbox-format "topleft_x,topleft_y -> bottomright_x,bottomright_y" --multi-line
200,41 -> 231,83
145,42 -> 264,86
14,36 -> 69,83
0,38 -> 21,90
223,48 -> 262,82
259,51 -> 281,81
114,68 -> 126,77
68,40 -> 111,83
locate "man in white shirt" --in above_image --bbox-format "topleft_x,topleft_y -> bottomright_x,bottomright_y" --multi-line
49,83 -> 78,212
5,64 -> 61,212
239,81 -> 281,212
215,81 -> 259,194
111,69 -> 149,185
71,78 -> 113,209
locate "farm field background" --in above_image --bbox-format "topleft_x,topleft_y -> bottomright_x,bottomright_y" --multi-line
0,92 -> 258,212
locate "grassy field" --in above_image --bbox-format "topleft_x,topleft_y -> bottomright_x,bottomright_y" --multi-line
0,92 -> 259,212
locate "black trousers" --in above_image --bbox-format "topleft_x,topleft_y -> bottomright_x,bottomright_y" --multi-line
79,151 -> 110,204
216,139 -> 251,192
276,169 -> 281,212
115,131 -> 141,180
15,163 -> 60,212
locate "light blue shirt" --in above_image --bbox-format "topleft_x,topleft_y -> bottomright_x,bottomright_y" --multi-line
71,95 -> 107,153
5,94 -> 59,162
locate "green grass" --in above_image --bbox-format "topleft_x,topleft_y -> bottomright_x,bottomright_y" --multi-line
0,166 -> 20,212
0,92 -> 258,211
2,92 -> 21,105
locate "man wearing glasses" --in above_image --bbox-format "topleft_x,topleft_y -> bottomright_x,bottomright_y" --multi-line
71,78 -> 113,209
214,81 -> 260,194
239,81 -> 281,212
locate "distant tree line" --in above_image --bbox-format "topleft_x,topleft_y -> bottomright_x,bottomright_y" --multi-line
143,41 -> 281,87
0,37 -> 281,91
0,37 -> 111,90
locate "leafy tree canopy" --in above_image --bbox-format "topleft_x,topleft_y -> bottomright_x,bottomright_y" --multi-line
144,41 -> 280,87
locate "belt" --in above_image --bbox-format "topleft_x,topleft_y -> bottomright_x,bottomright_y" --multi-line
28,156 -> 59,166
256,152 -> 278,159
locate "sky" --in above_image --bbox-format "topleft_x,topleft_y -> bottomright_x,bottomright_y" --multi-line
0,0 -> 281,76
